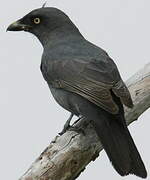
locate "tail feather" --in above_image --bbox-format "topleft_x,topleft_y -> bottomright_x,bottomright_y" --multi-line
92,109 -> 147,178
92,111 -> 131,176
113,92 -> 147,178
79,91 -> 147,178
125,128 -> 147,178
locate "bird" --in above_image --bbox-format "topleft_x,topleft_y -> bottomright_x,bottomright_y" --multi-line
7,6 -> 147,178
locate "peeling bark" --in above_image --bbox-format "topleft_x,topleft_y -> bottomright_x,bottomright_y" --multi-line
19,63 -> 150,180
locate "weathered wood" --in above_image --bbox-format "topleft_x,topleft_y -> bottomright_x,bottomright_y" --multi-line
19,63 -> 150,180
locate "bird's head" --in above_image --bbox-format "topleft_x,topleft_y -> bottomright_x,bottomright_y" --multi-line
7,7 -> 78,46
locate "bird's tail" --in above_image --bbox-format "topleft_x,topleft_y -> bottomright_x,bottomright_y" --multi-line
85,100 -> 147,178
124,124 -> 147,178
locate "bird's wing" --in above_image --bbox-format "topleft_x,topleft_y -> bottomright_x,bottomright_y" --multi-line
45,56 -> 133,114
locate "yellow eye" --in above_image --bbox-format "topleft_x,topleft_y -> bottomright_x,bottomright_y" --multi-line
33,18 -> 41,24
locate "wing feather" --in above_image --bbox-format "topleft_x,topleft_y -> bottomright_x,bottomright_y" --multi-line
43,57 -> 133,114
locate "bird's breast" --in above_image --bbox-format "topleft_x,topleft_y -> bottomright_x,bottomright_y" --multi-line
40,59 -> 62,88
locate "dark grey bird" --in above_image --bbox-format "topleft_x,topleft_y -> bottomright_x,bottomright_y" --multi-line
7,7 -> 147,178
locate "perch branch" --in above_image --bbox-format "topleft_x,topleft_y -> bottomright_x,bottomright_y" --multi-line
19,63 -> 150,180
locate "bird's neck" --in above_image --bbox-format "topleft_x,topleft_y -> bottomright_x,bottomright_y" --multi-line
37,23 -> 84,48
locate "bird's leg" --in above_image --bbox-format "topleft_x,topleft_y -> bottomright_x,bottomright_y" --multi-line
59,113 -> 74,135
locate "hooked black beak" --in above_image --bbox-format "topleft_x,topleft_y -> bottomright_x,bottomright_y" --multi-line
7,19 -> 31,32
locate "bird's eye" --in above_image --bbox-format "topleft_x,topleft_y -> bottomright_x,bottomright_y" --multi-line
33,17 -> 41,24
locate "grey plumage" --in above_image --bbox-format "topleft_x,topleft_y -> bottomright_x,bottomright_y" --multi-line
7,7 -> 147,178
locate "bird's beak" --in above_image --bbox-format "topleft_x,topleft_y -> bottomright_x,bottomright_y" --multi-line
7,19 -> 31,32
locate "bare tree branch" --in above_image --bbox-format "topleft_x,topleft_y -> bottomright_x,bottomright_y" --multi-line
19,63 -> 150,180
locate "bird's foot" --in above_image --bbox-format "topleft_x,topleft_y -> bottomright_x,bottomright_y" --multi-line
59,114 -> 83,135
59,113 -> 74,135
